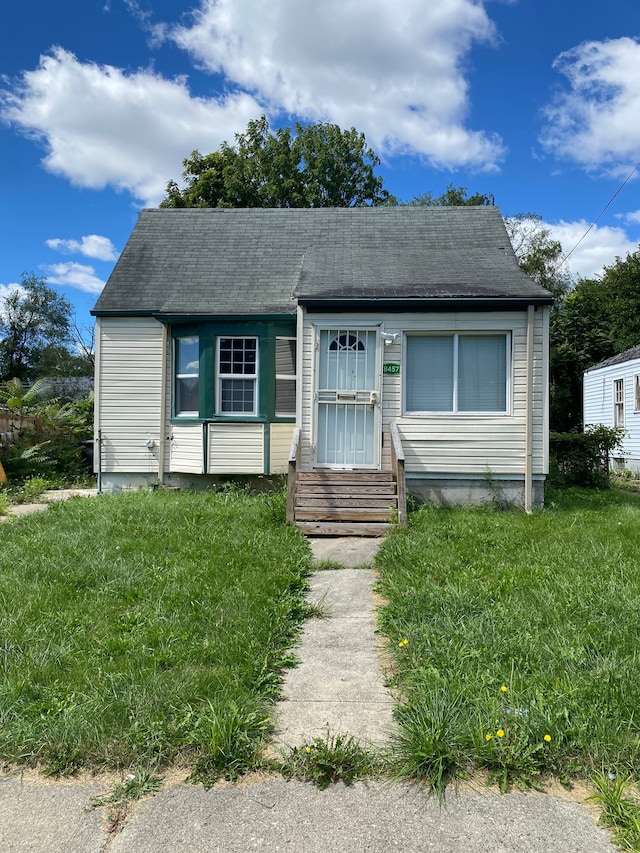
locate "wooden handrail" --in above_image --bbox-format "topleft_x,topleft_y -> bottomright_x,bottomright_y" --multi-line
390,422 -> 407,527
286,427 -> 301,523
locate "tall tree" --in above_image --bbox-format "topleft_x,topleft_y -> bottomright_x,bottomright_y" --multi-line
504,213 -> 572,301
0,273 -> 73,383
161,116 -> 394,209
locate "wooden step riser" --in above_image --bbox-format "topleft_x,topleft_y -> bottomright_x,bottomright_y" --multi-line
295,507 -> 394,522
296,497 -> 397,509
297,472 -> 394,484
296,521 -> 390,537
296,484 -> 397,496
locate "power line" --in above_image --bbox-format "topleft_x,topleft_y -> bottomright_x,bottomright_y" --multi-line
561,160 -> 640,266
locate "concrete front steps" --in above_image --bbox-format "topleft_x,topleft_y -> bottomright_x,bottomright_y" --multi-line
293,471 -> 397,537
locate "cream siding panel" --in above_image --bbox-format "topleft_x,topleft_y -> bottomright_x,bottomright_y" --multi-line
96,317 -> 164,473
207,423 -> 264,474
170,423 -> 204,473
270,423 -> 295,473
301,309 -> 548,476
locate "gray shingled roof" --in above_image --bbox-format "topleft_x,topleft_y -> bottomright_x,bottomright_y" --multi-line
585,344 -> 640,372
92,207 -> 552,316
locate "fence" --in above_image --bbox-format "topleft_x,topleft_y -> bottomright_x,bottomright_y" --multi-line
0,408 -> 39,445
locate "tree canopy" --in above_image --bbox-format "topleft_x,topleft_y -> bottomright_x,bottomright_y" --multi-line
161,116 -> 394,209
0,273 -> 92,385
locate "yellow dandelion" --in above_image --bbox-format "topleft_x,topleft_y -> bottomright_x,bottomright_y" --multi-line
485,733 -> 492,741
305,746 -> 311,753
544,734 -> 551,742
497,729 -> 505,738
500,685 -> 508,693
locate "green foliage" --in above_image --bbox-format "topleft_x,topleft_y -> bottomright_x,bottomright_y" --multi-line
0,382 -> 94,486
0,273 -> 75,383
548,425 -> 625,488
281,732 -> 377,789
0,488 -> 310,778
377,489 -> 640,793
589,774 -> 640,851
161,116 -> 393,209
404,184 -> 494,207
504,213 -> 572,301
90,770 -> 164,811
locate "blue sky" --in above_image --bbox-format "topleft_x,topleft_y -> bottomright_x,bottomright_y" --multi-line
2,0 -> 640,335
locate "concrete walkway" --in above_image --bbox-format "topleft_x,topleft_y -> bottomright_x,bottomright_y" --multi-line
1,488 -> 98,520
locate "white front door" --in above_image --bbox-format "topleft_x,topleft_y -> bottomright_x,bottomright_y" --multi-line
315,327 -> 380,468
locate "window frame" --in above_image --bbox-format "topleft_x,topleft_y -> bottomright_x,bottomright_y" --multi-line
215,335 -> 259,417
403,331 -> 511,416
274,336 -> 297,418
173,335 -> 200,418
614,377 -> 625,427
634,374 -> 640,413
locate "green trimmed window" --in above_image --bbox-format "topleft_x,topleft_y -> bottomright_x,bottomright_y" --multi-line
174,335 -> 200,416
275,337 -> 296,417
216,336 -> 258,415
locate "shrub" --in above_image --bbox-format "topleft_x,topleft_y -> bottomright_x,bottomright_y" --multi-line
548,425 -> 624,488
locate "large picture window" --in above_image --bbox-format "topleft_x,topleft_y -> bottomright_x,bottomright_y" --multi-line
217,336 -> 258,415
405,333 -> 508,414
174,336 -> 199,416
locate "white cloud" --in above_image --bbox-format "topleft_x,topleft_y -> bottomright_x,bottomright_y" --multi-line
168,0 -> 505,170
0,284 -> 24,302
1,47 -> 263,205
540,37 -> 640,175
546,219 -> 638,279
620,209 -> 640,225
46,235 -> 119,262
43,262 -> 107,294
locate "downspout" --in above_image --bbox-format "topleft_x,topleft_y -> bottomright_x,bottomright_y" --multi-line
158,323 -> 169,486
525,305 -> 535,513
94,318 -> 103,494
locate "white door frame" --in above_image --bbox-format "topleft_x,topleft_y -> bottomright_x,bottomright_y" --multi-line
311,322 -> 382,469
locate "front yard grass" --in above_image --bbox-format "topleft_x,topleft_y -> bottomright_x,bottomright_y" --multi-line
0,488 -> 310,782
376,487 -> 640,795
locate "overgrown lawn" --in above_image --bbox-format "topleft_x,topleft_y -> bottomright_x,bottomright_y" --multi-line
377,488 -> 640,793
0,488 -> 310,780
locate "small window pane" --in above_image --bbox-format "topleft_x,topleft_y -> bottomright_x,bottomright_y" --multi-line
276,379 -> 296,416
276,338 -> 296,375
176,377 -> 199,415
220,379 -> 255,413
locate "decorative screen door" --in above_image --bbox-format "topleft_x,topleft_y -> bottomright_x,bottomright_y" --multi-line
315,327 -> 380,468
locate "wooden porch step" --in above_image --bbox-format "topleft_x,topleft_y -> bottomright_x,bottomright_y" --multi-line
296,484 -> 396,496
296,496 -> 397,509
297,471 -> 394,483
296,521 -> 390,537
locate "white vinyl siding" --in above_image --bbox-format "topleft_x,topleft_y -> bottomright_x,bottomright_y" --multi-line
300,308 -> 548,476
585,356 -> 640,469
169,423 -> 204,473
207,423 -> 264,473
270,423 -> 295,473
95,317 -> 163,474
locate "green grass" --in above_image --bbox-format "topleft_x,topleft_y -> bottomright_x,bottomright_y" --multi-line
377,488 -> 640,793
0,487 -> 310,780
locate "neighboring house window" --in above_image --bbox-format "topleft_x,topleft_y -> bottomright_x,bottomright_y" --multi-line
275,337 -> 297,417
174,336 -> 199,416
614,378 -> 625,427
217,336 -> 258,415
634,374 -> 640,412
405,333 -> 508,413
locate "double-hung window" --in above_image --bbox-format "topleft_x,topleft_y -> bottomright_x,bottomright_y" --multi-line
405,333 -> 509,414
216,336 -> 258,415
614,378 -> 625,427
275,337 -> 297,417
174,336 -> 200,416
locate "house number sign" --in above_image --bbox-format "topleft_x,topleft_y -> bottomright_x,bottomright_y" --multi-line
383,363 -> 401,376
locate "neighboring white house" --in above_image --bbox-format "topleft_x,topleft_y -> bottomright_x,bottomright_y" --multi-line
92,206 -> 552,509
584,345 -> 640,472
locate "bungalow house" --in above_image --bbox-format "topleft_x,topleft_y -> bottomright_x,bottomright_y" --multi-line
584,345 -> 640,473
92,207 -> 552,532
